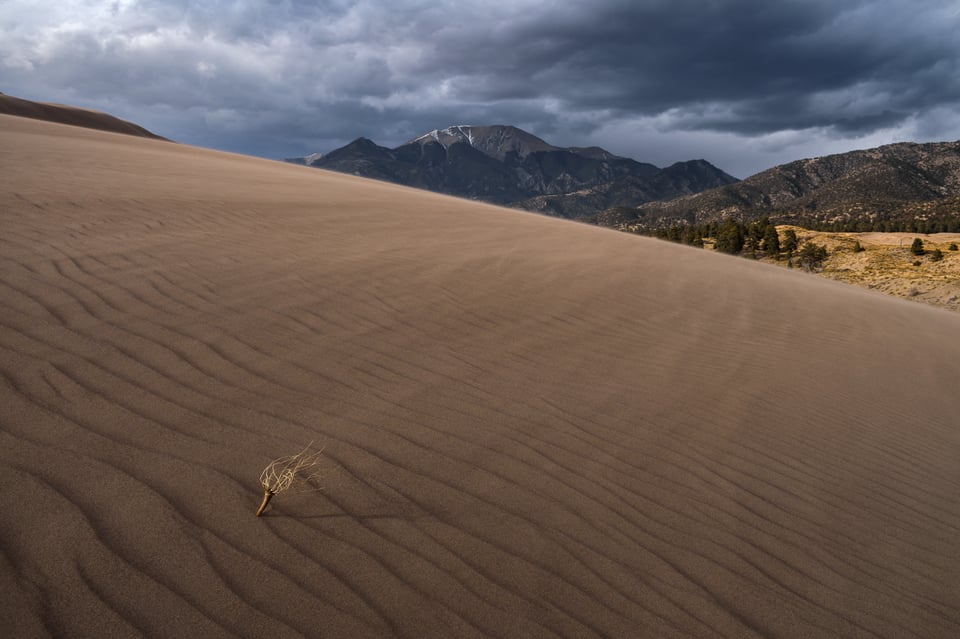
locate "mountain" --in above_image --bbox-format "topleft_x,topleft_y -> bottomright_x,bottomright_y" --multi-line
517,159 -> 740,219
407,124 -> 562,161
290,125 -> 736,217
0,92 -> 167,140
594,140 -> 960,231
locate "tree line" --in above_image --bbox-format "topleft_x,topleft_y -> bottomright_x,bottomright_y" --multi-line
776,215 -> 960,234
644,217 -> 828,270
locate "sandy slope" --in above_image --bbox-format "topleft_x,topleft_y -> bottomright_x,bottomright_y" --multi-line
2,113 -> 960,639
0,93 -> 167,140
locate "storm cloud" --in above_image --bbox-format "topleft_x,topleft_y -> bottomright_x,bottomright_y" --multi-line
2,0 -> 959,176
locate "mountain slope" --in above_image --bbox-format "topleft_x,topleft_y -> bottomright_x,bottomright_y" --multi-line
518,159 -> 739,218
294,125 -> 736,217
598,140 -> 960,230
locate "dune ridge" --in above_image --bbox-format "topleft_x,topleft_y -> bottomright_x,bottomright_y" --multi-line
0,93 -> 167,140
2,113 -> 960,638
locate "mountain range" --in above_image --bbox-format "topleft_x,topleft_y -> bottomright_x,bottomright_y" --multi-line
6,90 -> 955,235
287,125 -> 738,218
594,140 -> 960,232
291,126 -> 960,233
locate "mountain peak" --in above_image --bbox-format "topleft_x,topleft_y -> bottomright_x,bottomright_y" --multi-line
409,125 -> 476,148
406,124 -> 560,161
289,125 -> 736,217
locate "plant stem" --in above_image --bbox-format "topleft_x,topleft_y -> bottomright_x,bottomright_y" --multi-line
255,489 -> 273,517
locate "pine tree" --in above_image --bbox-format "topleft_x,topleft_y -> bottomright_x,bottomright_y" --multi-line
762,224 -> 781,259
782,229 -> 799,255
715,220 -> 744,254
798,242 -> 828,272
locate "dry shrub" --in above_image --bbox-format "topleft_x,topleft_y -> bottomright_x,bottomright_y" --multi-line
256,442 -> 324,517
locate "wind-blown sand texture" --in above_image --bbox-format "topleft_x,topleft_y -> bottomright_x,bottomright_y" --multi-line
2,112 -> 960,639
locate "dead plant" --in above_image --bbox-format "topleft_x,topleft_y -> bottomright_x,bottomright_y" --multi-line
255,442 -> 324,517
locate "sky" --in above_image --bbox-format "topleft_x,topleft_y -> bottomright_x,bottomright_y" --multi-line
2,0 -> 959,178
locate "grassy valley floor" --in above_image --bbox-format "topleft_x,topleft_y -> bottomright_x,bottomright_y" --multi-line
778,229 -> 960,312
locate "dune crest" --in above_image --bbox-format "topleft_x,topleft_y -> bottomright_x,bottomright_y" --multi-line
0,92 -> 167,140
2,113 -> 960,638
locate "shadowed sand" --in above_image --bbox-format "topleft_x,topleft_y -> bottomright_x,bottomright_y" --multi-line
0,93 -> 166,140
2,113 -> 960,638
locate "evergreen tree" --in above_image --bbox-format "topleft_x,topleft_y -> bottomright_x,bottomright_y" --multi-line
911,238 -> 925,256
745,219 -> 765,253
715,220 -> 744,254
762,224 -> 781,259
798,242 -> 828,272
782,229 -> 799,255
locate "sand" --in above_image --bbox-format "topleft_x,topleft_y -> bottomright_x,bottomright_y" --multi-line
2,112 -> 960,638
0,93 -> 166,140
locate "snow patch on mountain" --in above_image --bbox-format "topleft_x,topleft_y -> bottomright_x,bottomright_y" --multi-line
412,125 -> 479,150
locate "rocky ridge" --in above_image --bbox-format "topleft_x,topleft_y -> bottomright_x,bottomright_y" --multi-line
595,140 -> 960,231
289,125 -> 737,218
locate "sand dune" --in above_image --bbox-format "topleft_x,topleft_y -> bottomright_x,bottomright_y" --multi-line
2,112 -> 960,638
0,93 -> 167,140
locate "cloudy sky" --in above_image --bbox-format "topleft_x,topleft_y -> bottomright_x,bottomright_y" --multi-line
2,0 -> 959,177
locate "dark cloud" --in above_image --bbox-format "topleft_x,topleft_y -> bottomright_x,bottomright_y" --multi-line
413,0 -> 959,136
2,0 -> 959,176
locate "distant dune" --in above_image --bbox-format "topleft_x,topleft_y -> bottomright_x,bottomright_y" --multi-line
0,92 -> 167,140
2,112 -> 960,638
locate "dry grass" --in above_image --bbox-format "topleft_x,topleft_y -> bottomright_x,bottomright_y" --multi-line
256,443 -> 324,516
776,227 -> 960,312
